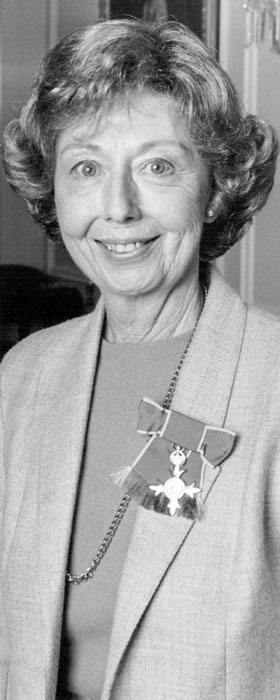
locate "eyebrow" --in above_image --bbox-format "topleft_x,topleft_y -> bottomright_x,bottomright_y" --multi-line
59,139 -> 191,156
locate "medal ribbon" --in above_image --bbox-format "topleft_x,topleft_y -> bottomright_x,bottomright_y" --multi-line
134,397 -> 236,488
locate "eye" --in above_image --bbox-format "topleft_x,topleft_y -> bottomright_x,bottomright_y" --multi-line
72,160 -> 99,177
145,159 -> 175,176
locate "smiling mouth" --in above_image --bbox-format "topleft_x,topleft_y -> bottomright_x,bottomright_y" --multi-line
98,237 -> 160,254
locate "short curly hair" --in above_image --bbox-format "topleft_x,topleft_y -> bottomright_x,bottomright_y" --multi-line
2,18 -> 279,260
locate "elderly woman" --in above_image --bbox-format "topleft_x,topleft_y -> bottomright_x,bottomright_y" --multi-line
1,18 -> 280,700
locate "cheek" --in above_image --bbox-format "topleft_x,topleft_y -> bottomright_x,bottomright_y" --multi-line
55,193 -> 85,240
144,182 -> 209,235
161,205 -> 204,241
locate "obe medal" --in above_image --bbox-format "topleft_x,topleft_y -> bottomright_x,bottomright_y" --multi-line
149,445 -> 201,516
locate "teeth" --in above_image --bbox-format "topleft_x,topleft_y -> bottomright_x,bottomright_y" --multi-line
103,241 -> 145,253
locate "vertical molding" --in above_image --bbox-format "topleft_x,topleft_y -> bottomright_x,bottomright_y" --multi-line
218,1 -> 258,302
240,43 -> 258,304
239,226 -> 255,303
0,0 -> 2,119
203,0 -> 219,54
46,0 -> 58,48
99,0 -> 110,20
0,0 -> 4,263
143,0 -> 168,21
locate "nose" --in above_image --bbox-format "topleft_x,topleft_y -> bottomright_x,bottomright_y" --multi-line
102,170 -> 142,223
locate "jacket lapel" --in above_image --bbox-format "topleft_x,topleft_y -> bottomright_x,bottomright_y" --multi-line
37,302 -> 105,696
102,268 -> 247,699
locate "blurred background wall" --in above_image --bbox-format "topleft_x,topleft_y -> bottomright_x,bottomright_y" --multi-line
219,0 -> 280,315
0,0 -> 280,316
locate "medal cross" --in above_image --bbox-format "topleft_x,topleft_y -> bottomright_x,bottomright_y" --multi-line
149,446 -> 201,516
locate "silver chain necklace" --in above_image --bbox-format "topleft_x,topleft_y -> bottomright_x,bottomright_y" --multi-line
66,285 -> 208,584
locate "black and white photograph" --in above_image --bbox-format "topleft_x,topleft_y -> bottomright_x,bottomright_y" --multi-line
1,2 -> 280,699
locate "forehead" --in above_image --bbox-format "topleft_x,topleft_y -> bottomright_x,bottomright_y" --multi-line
56,91 -> 192,153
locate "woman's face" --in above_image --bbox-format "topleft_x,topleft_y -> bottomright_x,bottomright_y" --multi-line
54,91 -> 211,300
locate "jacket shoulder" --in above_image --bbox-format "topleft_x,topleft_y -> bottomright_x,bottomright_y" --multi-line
245,303 -> 280,354
247,302 -> 280,328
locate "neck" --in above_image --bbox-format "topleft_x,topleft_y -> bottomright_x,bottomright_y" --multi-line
103,277 -> 204,344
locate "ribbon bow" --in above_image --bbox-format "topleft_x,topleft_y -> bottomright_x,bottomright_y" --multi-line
111,397 -> 236,519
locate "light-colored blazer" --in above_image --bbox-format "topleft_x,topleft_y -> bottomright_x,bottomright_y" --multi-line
1,267 -> 280,700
